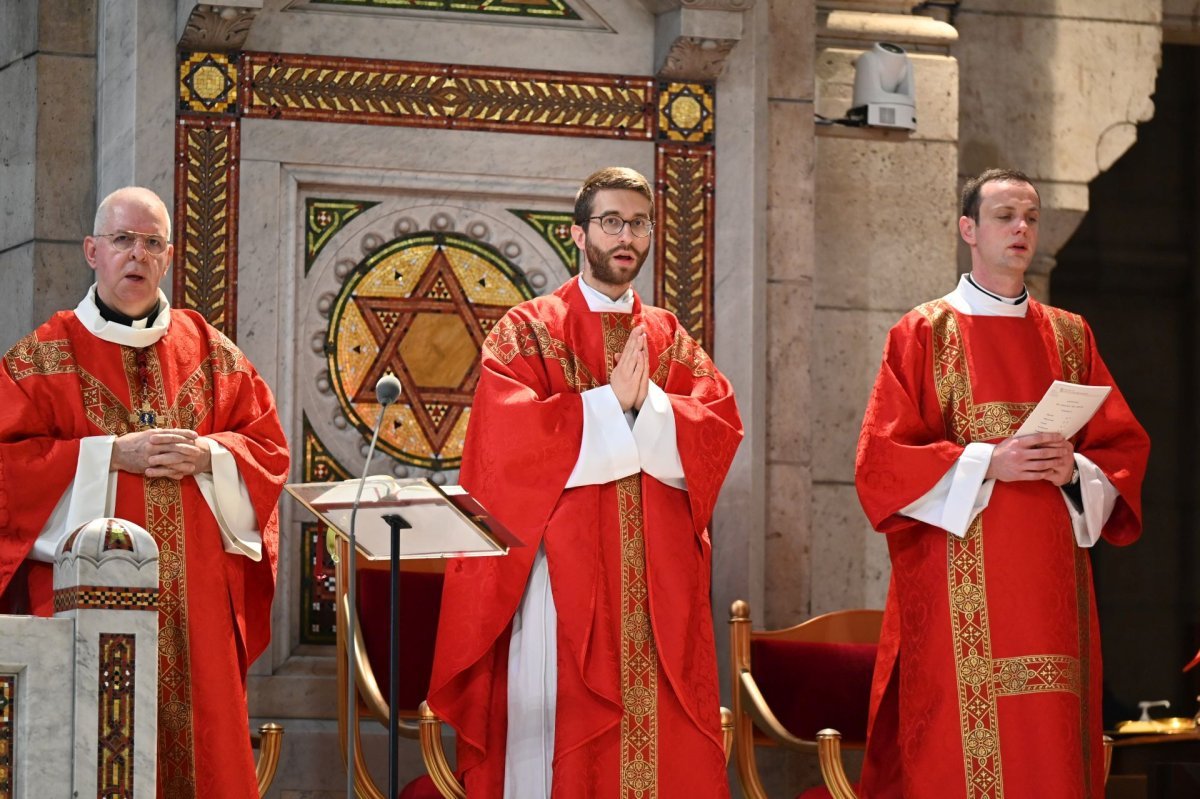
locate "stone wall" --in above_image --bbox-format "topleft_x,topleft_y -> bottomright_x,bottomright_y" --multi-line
954,0 -> 1163,294
0,0 -> 97,350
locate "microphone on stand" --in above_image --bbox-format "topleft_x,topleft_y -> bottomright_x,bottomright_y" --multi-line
345,374 -> 402,799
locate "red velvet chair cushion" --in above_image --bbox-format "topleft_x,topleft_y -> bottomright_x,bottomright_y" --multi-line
749,639 -> 877,742
356,569 -> 445,714
399,774 -> 443,798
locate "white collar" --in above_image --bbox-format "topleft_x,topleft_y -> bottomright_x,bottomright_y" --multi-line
945,273 -> 1028,317
74,285 -> 172,348
577,276 -> 634,313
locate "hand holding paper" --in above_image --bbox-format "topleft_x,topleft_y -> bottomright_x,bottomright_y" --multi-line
1015,380 -> 1111,439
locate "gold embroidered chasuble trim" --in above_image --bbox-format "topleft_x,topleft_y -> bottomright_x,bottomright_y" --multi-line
917,300 -> 1090,799
120,345 -> 196,795
486,317 -> 601,392
1042,305 -> 1095,797
600,313 -> 660,798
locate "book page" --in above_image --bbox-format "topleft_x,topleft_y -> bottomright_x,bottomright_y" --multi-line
1015,380 -> 1111,439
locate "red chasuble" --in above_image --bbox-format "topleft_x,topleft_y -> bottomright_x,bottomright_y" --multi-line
428,277 -> 743,798
855,300 -> 1149,799
0,309 -> 289,798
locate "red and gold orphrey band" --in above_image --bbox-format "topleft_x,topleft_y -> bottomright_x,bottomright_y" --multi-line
120,346 -> 197,796
919,301 -> 1090,799
602,314 -> 659,798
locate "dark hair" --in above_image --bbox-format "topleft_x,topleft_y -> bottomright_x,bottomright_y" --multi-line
960,168 -> 1039,221
573,167 -> 654,226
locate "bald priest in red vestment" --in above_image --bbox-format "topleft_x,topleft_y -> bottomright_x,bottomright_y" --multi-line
428,167 -> 743,798
0,187 -> 290,797
854,169 -> 1150,799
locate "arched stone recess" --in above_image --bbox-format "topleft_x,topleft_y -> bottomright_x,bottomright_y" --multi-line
301,195 -> 573,481
953,0 -> 1163,297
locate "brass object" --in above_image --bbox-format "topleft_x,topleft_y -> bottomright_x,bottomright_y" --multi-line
253,723 -> 284,797
1114,717 -> 1198,735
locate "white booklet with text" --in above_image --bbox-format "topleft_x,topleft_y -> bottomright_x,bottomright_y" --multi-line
1015,380 -> 1111,439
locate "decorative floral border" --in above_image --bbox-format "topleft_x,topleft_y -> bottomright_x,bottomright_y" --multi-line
174,50 -> 716,350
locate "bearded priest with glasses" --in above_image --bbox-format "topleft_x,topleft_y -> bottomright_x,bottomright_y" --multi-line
0,186 -> 289,797
428,167 -> 743,798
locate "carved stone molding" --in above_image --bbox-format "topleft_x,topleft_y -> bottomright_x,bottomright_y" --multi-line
654,5 -> 744,81
657,35 -> 738,81
178,4 -> 259,51
818,10 -> 958,47
641,0 -> 757,14
816,0 -> 924,12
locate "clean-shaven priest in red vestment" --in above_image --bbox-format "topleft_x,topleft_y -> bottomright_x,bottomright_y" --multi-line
0,187 -> 290,798
428,167 -> 743,797
854,169 -> 1150,799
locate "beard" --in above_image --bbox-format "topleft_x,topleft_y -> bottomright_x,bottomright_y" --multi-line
584,236 -> 650,288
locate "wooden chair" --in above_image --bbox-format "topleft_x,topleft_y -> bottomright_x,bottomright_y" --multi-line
333,533 -> 446,798
730,600 -> 1116,798
730,600 -> 882,799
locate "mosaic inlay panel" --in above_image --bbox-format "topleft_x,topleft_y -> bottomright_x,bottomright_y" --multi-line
0,675 -> 12,799
326,231 -> 533,468
509,209 -> 579,275
655,144 -> 714,349
97,634 -> 136,798
302,521 -> 339,643
179,51 -> 238,114
306,199 -> 380,274
658,82 -> 714,144
174,115 -> 240,338
240,52 -> 655,139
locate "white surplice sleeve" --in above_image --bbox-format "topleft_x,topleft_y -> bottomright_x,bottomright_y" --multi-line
32,435 -> 118,561
565,386 -> 640,488
31,434 -> 262,562
194,438 -> 263,560
631,383 -> 686,490
565,383 -> 686,490
900,441 -> 996,537
1062,452 -> 1119,548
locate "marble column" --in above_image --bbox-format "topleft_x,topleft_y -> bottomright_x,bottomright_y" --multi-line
647,0 -> 770,708
95,0 -> 179,232
0,0 -> 98,351
762,0 -> 816,632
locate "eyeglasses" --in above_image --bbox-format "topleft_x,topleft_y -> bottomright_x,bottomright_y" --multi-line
94,231 -> 169,256
588,215 -> 654,238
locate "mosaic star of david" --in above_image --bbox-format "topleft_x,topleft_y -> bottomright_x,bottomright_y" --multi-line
327,232 -> 532,468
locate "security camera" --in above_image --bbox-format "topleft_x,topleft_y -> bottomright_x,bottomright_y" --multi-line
849,42 -> 916,130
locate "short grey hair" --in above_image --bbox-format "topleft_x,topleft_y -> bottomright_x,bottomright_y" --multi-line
93,187 -> 173,239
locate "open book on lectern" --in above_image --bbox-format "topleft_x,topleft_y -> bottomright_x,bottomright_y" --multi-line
284,477 -> 521,562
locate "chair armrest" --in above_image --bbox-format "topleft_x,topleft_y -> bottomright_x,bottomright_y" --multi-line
738,670 -> 818,753
1103,734 -> 1112,785
339,592 -> 420,739
419,701 -> 466,799
721,706 -> 733,765
817,729 -> 857,799
254,722 -> 284,798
